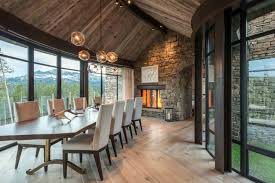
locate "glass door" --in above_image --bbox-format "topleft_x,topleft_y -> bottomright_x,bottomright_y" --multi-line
231,1 -> 275,182
205,25 -> 215,157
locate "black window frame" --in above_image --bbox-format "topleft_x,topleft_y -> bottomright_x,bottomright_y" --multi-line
230,1 -> 275,183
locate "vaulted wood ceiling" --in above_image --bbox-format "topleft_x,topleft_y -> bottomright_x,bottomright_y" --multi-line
0,0 -> 203,61
134,0 -> 203,37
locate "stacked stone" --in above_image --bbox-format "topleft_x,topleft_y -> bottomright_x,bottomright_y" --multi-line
134,31 -> 194,121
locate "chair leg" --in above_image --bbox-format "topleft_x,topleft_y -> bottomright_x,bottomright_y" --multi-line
79,153 -> 83,163
35,147 -> 40,158
129,125 -> 133,139
94,152 -> 103,181
63,151 -> 68,178
139,119 -> 143,131
122,126 -> 128,144
119,132 -> 123,149
105,145 -> 112,165
15,145 -> 23,169
132,121 -> 138,135
110,135 -> 117,157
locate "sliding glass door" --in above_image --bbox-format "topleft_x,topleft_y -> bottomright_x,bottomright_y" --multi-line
205,25 -> 216,157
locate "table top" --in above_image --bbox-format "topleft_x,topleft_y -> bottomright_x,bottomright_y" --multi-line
0,108 -> 98,141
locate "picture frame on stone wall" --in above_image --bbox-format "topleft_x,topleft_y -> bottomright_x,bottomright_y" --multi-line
141,65 -> 159,83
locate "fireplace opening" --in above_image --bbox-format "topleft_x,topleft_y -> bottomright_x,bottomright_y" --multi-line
141,89 -> 162,109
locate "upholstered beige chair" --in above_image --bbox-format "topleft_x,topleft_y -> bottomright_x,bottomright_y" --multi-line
94,96 -> 102,107
14,101 -> 60,170
132,97 -> 143,135
73,97 -> 87,110
122,99 -> 135,144
109,101 -> 125,157
62,104 -> 114,180
47,98 -> 65,115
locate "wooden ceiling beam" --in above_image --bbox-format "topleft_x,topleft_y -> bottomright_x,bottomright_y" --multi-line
0,8 -> 133,67
118,0 -> 167,33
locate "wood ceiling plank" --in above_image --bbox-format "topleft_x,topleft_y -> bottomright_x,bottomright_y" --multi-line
134,0 -> 201,37
0,0 -> 202,61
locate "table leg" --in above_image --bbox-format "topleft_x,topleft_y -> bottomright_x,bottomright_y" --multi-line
26,139 -> 86,175
44,139 -> 50,172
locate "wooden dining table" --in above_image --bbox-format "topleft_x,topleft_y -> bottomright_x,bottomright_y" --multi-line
0,108 -> 98,175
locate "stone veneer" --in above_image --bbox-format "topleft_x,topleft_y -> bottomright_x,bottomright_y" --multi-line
134,31 -> 194,121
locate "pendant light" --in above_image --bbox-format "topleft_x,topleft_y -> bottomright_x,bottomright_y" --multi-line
78,50 -> 90,61
107,52 -> 118,63
96,0 -> 107,63
71,32 -> 85,46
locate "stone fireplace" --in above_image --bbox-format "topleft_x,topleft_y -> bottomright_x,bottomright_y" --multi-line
134,31 -> 194,121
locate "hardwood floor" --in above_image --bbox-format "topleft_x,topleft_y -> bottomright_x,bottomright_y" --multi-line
0,117 -> 251,183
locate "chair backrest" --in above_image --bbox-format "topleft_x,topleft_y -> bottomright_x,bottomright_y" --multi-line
110,101 -> 125,135
122,99 -> 134,126
14,101 -> 40,122
47,99 -> 65,115
92,104 -> 113,150
132,97 -> 143,120
73,97 -> 87,110
94,96 -> 102,105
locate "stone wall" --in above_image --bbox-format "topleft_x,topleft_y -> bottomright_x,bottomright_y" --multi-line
134,31 -> 194,121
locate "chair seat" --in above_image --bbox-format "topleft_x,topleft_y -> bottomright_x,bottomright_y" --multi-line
62,134 -> 94,151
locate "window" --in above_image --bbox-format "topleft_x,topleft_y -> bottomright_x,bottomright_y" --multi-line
61,57 -> 80,109
0,36 -> 28,149
89,70 -> 101,106
88,64 -> 121,105
102,66 -> 120,104
0,37 -> 29,125
102,74 -> 117,104
205,25 -> 215,158
34,49 -> 57,115
230,1 -> 275,182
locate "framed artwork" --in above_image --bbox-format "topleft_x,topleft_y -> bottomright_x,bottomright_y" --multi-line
141,65 -> 158,83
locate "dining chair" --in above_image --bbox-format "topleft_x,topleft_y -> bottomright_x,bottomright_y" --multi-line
132,97 -> 143,135
47,98 -> 65,115
94,96 -> 102,107
13,101 -> 60,170
73,97 -> 87,110
109,101 -> 125,157
122,99 -> 135,144
62,103 -> 113,180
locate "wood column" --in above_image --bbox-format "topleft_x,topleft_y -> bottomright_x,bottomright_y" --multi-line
194,29 -> 203,145
214,12 -> 225,173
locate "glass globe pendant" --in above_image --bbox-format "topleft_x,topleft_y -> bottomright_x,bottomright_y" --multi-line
78,50 -> 90,61
96,50 -> 107,63
71,32 -> 85,46
107,52 -> 118,63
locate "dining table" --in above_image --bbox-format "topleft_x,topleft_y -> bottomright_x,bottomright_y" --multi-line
0,107 -> 98,175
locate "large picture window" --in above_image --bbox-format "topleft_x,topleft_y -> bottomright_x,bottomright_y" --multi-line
61,57 -> 80,109
88,64 -> 121,105
0,37 -> 29,124
34,49 -> 57,115
231,1 -> 275,182
0,36 -> 29,149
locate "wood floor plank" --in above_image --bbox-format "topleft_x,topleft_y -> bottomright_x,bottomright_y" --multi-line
0,117 -> 251,183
